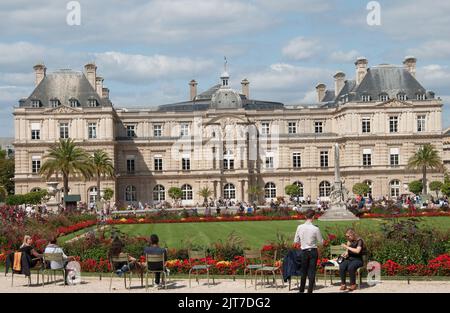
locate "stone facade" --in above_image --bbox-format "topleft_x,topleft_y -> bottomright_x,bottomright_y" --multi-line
12,57 -> 446,206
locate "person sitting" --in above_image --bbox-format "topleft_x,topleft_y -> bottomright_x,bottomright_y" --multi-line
44,237 -> 75,284
19,235 -> 42,268
339,228 -> 365,291
108,236 -> 137,277
144,234 -> 168,287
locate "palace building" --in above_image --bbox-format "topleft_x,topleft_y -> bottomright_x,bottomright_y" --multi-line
12,57 -> 447,206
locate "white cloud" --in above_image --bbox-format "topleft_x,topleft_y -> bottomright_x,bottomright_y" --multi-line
329,50 -> 360,63
259,0 -> 332,13
282,37 -> 321,61
408,41 -> 450,59
93,51 -> 215,84
417,64 -> 450,89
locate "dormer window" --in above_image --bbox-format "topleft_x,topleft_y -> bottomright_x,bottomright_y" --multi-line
88,98 -> 98,107
31,100 -> 41,108
69,98 -> 79,107
379,93 -> 389,102
397,93 -> 407,101
49,98 -> 60,107
416,93 -> 426,100
361,95 -> 371,102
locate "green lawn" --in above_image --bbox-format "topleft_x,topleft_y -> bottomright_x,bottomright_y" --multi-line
60,217 -> 450,249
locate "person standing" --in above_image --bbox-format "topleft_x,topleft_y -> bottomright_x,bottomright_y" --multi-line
294,209 -> 323,293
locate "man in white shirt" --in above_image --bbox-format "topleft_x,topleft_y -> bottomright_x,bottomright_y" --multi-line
294,209 -> 323,293
44,238 -> 75,284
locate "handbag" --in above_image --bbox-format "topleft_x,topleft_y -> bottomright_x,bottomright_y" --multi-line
336,255 -> 346,264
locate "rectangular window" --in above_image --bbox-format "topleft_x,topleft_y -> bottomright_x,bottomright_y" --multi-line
417,115 -> 426,132
153,124 -> 162,137
126,125 -> 136,138
261,122 -> 270,135
362,118 -> 371,133
88,123 -> 97,139
182,157 -> 191,170
362,149 -> 372,167
320,151 -> 328,168
180,123 -> 189,136
31,157 -> 41,174
389,116 -> 398,133
31,123 -> 40,140
314,121 -> 323,134
154,157 -> 163,171
390,148 -> 399,167
265,156 -> 274,169
292,153 -> 301,168
126,158 -> 135,173
59,123 -> 69,139
288,122 -> 297,134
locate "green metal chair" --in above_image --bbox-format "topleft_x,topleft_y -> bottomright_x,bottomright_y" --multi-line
109,253 -> 132,291
188,250 -> 215,288
243,250 -> 263,288
42,253 -> 66,286
254,249 -> 284,290
145,253 -> 167,291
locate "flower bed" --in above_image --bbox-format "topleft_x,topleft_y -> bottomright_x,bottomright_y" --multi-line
56,220 -> 97,236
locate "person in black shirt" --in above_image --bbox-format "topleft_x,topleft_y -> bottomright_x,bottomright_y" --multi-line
339,228 -> 365,291
19,235 -> 42,268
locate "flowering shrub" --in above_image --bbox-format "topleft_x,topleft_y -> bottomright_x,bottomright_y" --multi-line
56,220 -> 97,236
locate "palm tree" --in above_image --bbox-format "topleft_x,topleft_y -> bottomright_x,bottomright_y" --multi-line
247,185 -> 263,203
40,139 -> 93,207
198,187 -> 213,206
90,150 -> 115,201
407,143 -> 443,195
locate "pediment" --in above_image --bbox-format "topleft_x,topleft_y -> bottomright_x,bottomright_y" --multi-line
44,105 -> 82,114
204,114 -> 252,126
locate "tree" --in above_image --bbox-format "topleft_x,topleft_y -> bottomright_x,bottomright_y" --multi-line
408,180 -> 423,196
90,150 -> 115,200
441,182 -> 450,197
352,183 -> 370,196
285,184 -> 301,202
168,187 -> 183,204
0,149 -> 14,195
198,187 -> 213,205
247,185 -> 263,203
103,187 -> 114,201
39,139 -> 93,208
407,144 -> 443,195
0,184 -> 6,202
429,181 -> 443,198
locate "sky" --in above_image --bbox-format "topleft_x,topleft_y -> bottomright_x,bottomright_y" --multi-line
0,0 -> 449,137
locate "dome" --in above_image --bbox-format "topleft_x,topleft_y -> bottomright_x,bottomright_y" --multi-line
211,88 -> 242,109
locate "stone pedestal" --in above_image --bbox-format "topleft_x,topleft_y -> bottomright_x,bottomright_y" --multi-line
318,203 -> 359,221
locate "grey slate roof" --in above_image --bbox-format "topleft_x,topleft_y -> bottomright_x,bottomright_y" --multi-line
21,70 -> 111,108
321,65 -> 431,107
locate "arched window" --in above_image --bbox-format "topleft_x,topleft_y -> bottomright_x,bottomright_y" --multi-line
319,181 -> 331,197
363,180 -> 372,197
88,186 -> 98,204
153,185 -> 165,202
125,185 -> 137,202
181,184 -> 193,200
223,183 -> 236,199
390,180 -> 401,197
30,187 -> 41,193
293,181 -> 304,197
265,182 -> 276,199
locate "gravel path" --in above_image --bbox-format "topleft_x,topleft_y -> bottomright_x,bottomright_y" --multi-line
1,274 -> 449,293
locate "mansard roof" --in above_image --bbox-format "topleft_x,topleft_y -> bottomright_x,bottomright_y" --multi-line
21,70 -> 111,108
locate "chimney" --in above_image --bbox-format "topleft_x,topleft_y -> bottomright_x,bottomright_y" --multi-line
102,87 -> 110,99
333,71 -> 346,96
95,76 -> 104,96
84,62 -> 97,89
403,56 -> 417,77
33,63 -> 47,86
315,83 -> 326,102
241,78 -> 250,98
355,57 -> 368,85
189,79 -> 197,101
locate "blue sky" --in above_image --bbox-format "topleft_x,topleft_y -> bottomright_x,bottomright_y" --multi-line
0,0 -> 449,137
